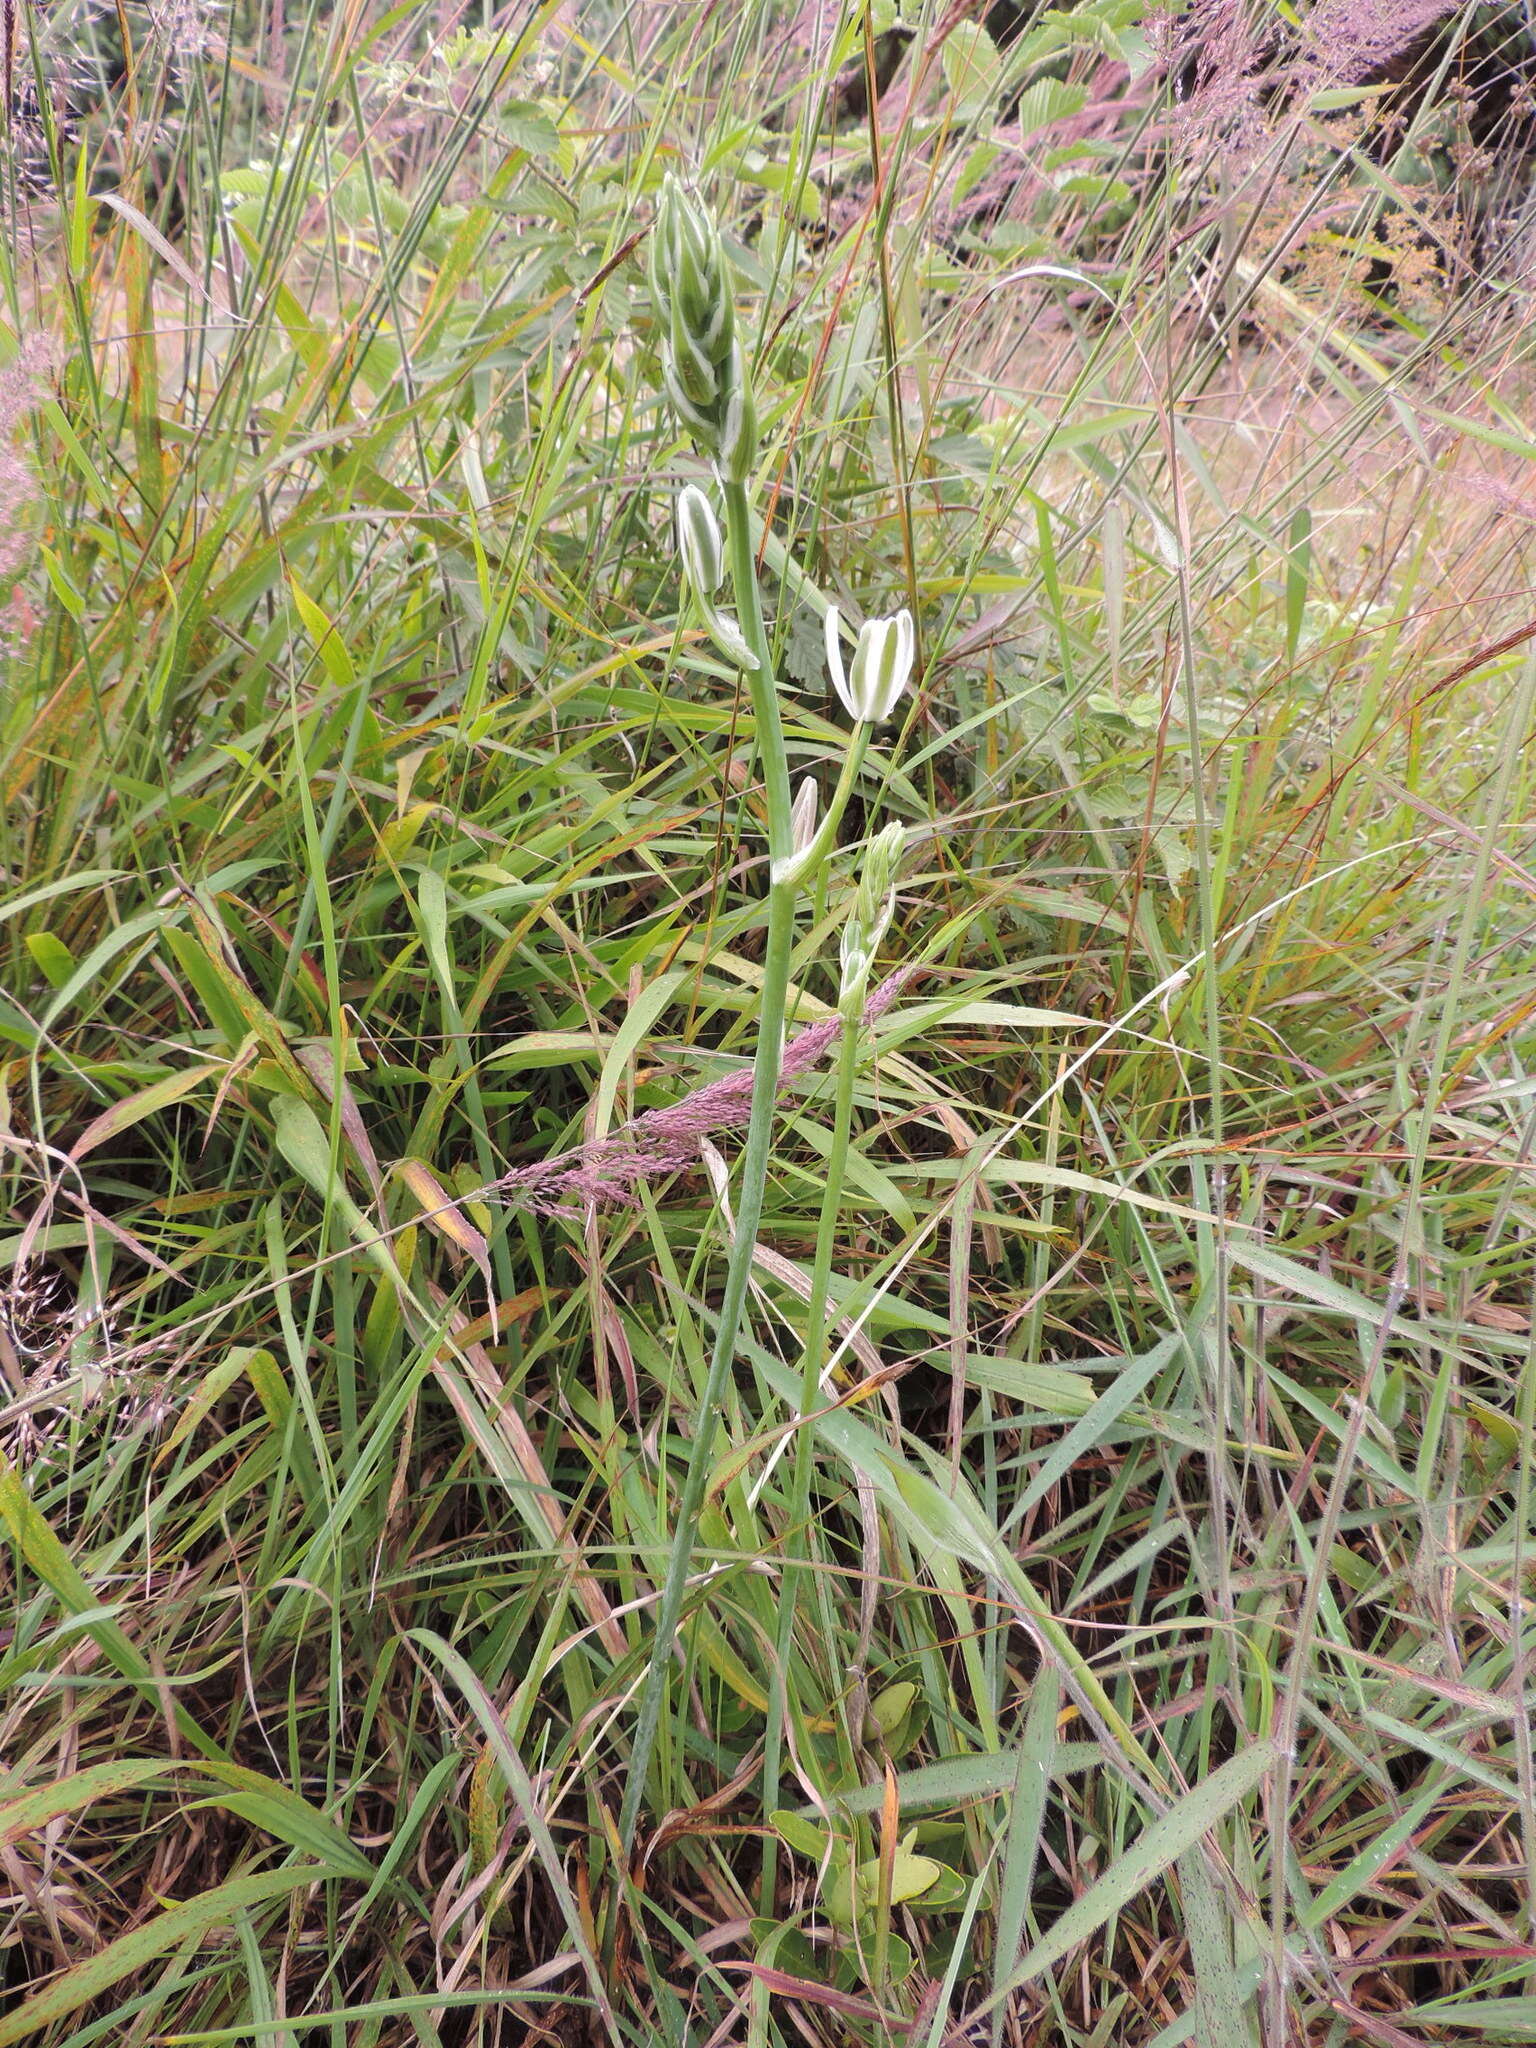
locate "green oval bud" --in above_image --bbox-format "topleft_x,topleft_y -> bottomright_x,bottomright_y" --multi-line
668,301 -> 721,411
712,345 -> 758,483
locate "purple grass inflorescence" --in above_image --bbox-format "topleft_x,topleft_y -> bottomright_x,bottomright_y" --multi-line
492,967 -> 913,1215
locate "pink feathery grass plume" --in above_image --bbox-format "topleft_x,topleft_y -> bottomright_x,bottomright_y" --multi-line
1150,0 -> 1274,143
1300,0 -> 1458,88
494,966 -> 914,1215
0,335 -> 49,658
1452,470 -> 1536,524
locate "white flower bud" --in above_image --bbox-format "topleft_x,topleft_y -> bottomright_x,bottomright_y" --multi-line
675,484 -> 758,671
677,485 -> 724,596
824,606 -> 916,725
790,777 -> 818,856
839,913 -> 873,1003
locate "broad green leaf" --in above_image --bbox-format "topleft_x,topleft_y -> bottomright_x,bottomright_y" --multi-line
823,1740 -> 1100,1819
1178,1847 -> 1255,2048
773,1809 -> 833,1861
25,931 -> 73,988
1013,79 -> 1089,137
270,1096 -> 393,1281
1224,1239 -> 1390,1330
593,968 -> 686,1138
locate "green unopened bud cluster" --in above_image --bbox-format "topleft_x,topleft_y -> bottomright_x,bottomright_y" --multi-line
649,175 -> 758,484
839,821 -> 905,1016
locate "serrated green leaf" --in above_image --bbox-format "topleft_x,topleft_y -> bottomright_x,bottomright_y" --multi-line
942,21 -> 1001,117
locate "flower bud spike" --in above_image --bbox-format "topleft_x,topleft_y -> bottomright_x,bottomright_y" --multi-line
839,821 -> 906,1017
649,176 -> 753,474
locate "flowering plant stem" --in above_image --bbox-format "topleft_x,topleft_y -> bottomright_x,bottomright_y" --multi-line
618,475 -> 797,1862
774,723 -> 871,889
757,1003 -> 862,1911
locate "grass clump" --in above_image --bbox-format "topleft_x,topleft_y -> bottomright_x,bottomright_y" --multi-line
4,2 -> 1536,2043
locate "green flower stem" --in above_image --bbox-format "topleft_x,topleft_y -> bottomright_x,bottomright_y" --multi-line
618,475 -> 797,1861
773,723 -> 872,889
758,1002 -> 862,1915
786,1010 -> 861,1545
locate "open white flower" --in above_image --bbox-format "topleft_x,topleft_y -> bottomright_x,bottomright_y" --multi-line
824,605 -> 915,724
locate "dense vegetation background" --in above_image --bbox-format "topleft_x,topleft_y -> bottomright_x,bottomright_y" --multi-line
4,1 -> 1536,2042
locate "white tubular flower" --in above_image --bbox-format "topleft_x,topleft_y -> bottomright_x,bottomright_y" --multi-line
824,606 -> 916,724
677,484 -> 724,595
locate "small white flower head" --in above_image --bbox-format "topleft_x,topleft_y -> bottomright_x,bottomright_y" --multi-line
824,606 -> 916,724
676,484 -> 724,596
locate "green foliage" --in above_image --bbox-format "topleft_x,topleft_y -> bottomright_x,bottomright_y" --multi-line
2,2 -> 1536,2045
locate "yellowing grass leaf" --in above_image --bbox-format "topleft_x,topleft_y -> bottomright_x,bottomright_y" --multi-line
70,1062 -> 223,1161
0,1866 -> 325,2048
396,1157 -> 491,1293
